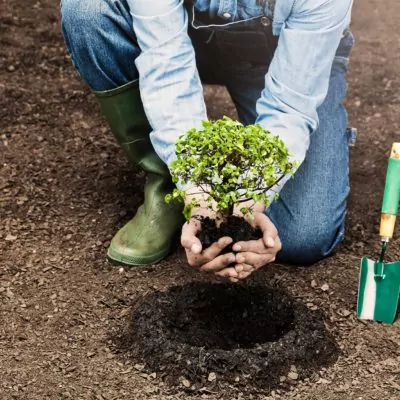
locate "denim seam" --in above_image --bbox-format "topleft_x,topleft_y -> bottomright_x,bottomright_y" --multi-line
93,79 -> 139,97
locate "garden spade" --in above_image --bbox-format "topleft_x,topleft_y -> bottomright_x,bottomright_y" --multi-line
357,143 -> 400,324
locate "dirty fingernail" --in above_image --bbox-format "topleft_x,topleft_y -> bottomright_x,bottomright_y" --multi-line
191,244 -> 202,254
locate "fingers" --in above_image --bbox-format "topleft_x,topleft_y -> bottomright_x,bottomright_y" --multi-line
232,263 -> 254,280
215,267 -> 239,281
202,236 -> 233,260
236,251 -> 276,269
182,218 -> 234,270
233,239 -> 270,253
200,251 -> 236,272
181,218 -> 203,254
181,212 -> 281,283
245,212 -> 278,248
231,225 -> 282,282
217,262 -> 255,282
233,233 -> 281,254
233,212 -> 279,252
182,218 -> 234,262
238,266 -> 254,280
232,239 -> 260,253
187,237 -> 234,268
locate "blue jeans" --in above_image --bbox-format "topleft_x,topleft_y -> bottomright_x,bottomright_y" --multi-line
61,0 -> 355,265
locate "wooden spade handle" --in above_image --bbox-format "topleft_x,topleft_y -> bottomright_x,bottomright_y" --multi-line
390,143 -> 400,159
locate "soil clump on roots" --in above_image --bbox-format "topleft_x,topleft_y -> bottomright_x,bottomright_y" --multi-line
113,283 -> 340,394
198,215 -> 262,253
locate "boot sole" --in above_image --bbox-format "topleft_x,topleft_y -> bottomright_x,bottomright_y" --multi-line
107,243 -> 170,266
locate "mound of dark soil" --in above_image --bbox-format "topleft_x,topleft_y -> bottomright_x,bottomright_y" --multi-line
113,283 -> 339,394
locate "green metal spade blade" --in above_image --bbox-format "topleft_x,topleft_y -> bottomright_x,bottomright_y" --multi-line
357,256 -> 400,324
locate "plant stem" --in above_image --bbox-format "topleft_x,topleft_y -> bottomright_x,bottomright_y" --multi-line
215,207 -> 231,228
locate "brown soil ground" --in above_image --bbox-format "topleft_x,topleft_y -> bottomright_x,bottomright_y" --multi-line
1,0 -> 400,399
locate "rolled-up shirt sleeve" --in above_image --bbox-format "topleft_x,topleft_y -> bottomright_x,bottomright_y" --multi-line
128,0 -> 207,177
256,0 -> 353,196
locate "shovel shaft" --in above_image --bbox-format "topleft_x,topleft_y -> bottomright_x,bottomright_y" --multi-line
380,143 -> 400,239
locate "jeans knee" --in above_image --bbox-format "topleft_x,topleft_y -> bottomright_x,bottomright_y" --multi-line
61,0 -> 102,46
60,0 -> 139,90
276,217 -> 345,266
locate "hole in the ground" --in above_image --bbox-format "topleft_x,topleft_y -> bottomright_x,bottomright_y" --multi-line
112,283 -> 339,395
166,283 -> 294,350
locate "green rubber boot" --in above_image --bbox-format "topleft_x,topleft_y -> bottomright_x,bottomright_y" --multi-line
94,80 -> 184,266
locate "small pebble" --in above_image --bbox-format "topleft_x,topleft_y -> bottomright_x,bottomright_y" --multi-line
311,279 -> 317,288
340,309 -> 351,317
288,372 -> 298,380
5,234 -> 17,241
182,378 -> 191,388
208,372 -> 216,382
321,283 -> 329,292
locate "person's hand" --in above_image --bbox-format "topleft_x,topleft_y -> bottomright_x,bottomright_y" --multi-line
181,217 -> 239,281
231,211 -> 281,280
180,186 -> 239,281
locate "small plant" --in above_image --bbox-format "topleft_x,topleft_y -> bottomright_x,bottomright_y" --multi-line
166,117 -> 297,222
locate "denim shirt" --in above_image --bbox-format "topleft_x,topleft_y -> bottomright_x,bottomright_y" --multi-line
128,0 -> 353,191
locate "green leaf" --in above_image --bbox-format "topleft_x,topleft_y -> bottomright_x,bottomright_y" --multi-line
183,204 -> 193,221
167,117 -> 296,217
